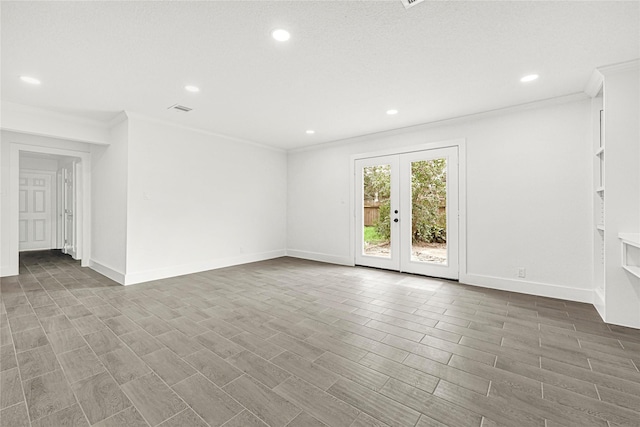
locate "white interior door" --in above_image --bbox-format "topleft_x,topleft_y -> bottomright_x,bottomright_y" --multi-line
19,172 -> 55,251
355,147 -> 459,280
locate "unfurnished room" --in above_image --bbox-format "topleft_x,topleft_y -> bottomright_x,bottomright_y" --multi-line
0,1 -> 639,426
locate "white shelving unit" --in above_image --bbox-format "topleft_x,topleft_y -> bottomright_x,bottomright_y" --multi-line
592,88 -> 605,316
587,60 -> 640,328
619,233 -> 640,279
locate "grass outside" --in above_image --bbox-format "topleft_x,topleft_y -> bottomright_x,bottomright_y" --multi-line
364,226 -> 386,244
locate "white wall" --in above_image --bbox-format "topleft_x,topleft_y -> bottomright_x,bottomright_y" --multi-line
0,130 -> 91,275
90,117 -> 129,282
123,115 -> 287,284
287,98 -> 593,302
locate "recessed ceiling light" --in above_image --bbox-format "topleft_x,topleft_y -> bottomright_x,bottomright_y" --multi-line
185,85 -> 200,93
306,130 -> 315,134
520,74 -> 539,83
386,109 -> 398,115
271,29 -> 291,42
20,76 -> 41,85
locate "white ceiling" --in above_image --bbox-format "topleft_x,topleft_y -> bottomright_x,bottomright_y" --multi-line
1,1 -> 638,150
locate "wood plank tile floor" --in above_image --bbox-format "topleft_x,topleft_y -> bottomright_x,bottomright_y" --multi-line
1,250 -> 639,427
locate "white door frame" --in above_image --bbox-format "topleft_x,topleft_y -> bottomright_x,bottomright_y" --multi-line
350,138 -> 467,279
7,143 -> 91,275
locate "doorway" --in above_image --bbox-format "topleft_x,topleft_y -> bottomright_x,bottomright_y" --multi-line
355,146 -> 459,280
3,143 -> 92,278
19,152 -> 81,256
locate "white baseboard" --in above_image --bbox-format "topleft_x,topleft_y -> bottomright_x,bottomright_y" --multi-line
89,259 -> 125,285
123,250 -> 286,286
286,249 -> 354,267
593,287 -> 606,321
0,266 -> 18,277
460,273 -> 594,304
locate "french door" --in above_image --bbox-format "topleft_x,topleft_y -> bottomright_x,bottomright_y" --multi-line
355,147 -> 459,280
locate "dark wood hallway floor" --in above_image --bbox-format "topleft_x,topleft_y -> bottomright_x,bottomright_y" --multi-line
1,251 -> 639,427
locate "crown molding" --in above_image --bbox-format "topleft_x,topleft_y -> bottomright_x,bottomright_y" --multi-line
290,92 -> 588,154
107,111 -> 129,128
0,101 -> 111,145
1,101 -> 111,128
124,111 -> 285,153
584,69 -> 604,98
598,58 -> 640,75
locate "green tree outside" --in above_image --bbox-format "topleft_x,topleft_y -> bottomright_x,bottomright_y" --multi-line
363,160 -> 446,244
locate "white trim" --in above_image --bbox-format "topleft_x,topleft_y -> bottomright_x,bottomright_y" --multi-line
460,273 -> 594,304
351,138 -> 465,161
123,250 -> 287,286
1,101 -> 111,145
290,93 -> 587,154
584,69 -> 604,98
598,58 -> 640,75
286,250 -> 354,267
107,111 -> 129,128
89,259 -> 125,284
126,111 -> 285,153
0,266 -> 19,277
458,140 -> 467,280
3,143 -> 92,277
593,287 -> 606,320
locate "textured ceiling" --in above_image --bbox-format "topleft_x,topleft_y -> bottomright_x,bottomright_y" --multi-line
1,1 -> 639,149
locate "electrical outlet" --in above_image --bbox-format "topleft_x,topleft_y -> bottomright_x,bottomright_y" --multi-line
517,268 -> 526,278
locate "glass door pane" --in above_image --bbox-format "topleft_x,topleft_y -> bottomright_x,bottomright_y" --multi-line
410,158 -> 447,265
362,164 -> 391,258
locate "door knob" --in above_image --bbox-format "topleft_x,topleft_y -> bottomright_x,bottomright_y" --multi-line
394,210 -> 399,214
394,218 -> 399,223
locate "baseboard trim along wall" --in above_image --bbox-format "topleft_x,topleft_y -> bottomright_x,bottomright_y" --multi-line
593,287 -> 606,320
122,250 -> 287,286
460,273 -> 594,304
285,250 -> 355,267
0,266 -> 19,277
90,250 -> 593,305
89,259 -> 126,285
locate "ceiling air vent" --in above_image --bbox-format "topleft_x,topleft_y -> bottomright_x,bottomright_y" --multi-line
167,104 -> 192,112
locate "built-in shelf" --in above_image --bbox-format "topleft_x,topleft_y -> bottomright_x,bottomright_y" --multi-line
619,233 -> 640,279
595,146 -> 605,156
623,265 -> 640,278
596,224 -> 605,231
619,233 -> 640,247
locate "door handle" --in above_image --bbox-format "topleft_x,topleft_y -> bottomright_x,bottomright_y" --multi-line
394,218 -> 399,223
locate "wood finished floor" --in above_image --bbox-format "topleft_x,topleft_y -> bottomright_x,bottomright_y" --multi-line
1,251 -> 640,427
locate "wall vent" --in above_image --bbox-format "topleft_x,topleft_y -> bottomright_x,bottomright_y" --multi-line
167,104 -> 192,112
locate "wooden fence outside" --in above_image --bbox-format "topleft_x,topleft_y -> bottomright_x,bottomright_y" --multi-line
364,202 -> 381,226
